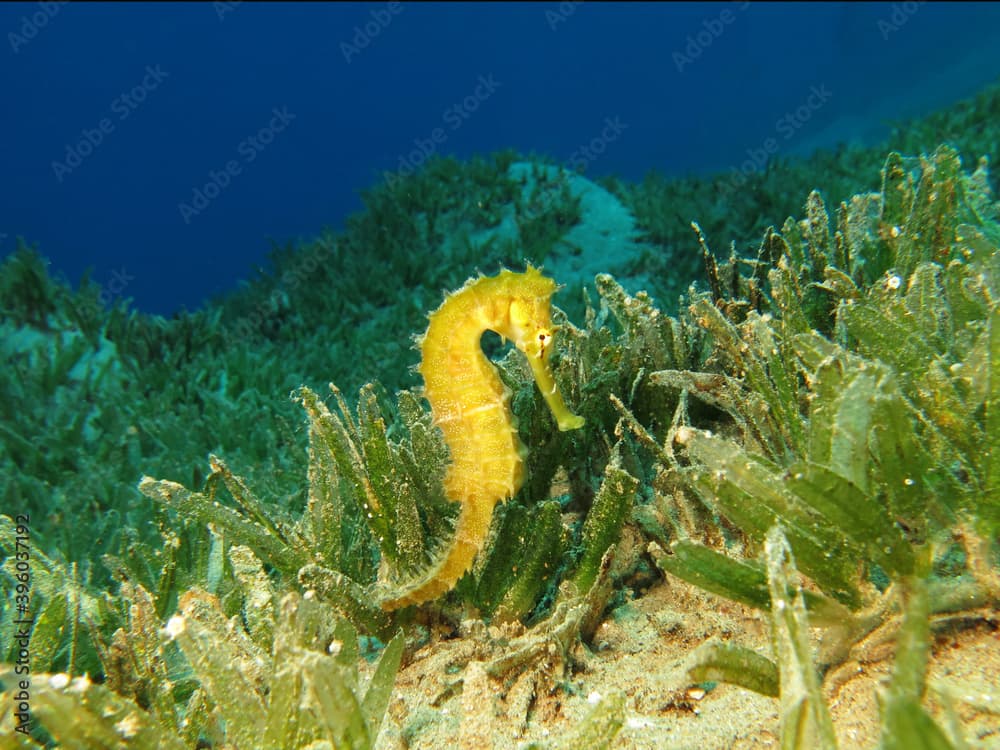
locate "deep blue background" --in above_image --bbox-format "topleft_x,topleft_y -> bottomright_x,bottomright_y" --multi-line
3,2 -> 999,315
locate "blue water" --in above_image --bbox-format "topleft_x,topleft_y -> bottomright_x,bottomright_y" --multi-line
2,1 -> 999,316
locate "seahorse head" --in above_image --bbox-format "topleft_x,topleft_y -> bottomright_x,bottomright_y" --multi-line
499,267 -> 585,432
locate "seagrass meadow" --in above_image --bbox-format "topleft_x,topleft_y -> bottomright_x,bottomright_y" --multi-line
1,81 -> 999,749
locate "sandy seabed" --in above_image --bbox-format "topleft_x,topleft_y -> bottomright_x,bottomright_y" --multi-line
372,574 -> 999,749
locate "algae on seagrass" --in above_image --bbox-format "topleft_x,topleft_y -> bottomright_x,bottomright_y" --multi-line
636,145 -> 999,748
0,573 -> 403,749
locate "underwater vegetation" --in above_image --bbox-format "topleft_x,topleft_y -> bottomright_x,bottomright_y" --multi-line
2,84 -> 1000,747
611,77 -> 1000,316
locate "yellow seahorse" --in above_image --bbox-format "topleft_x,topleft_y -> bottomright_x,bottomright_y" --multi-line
380,266 -> 585,610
